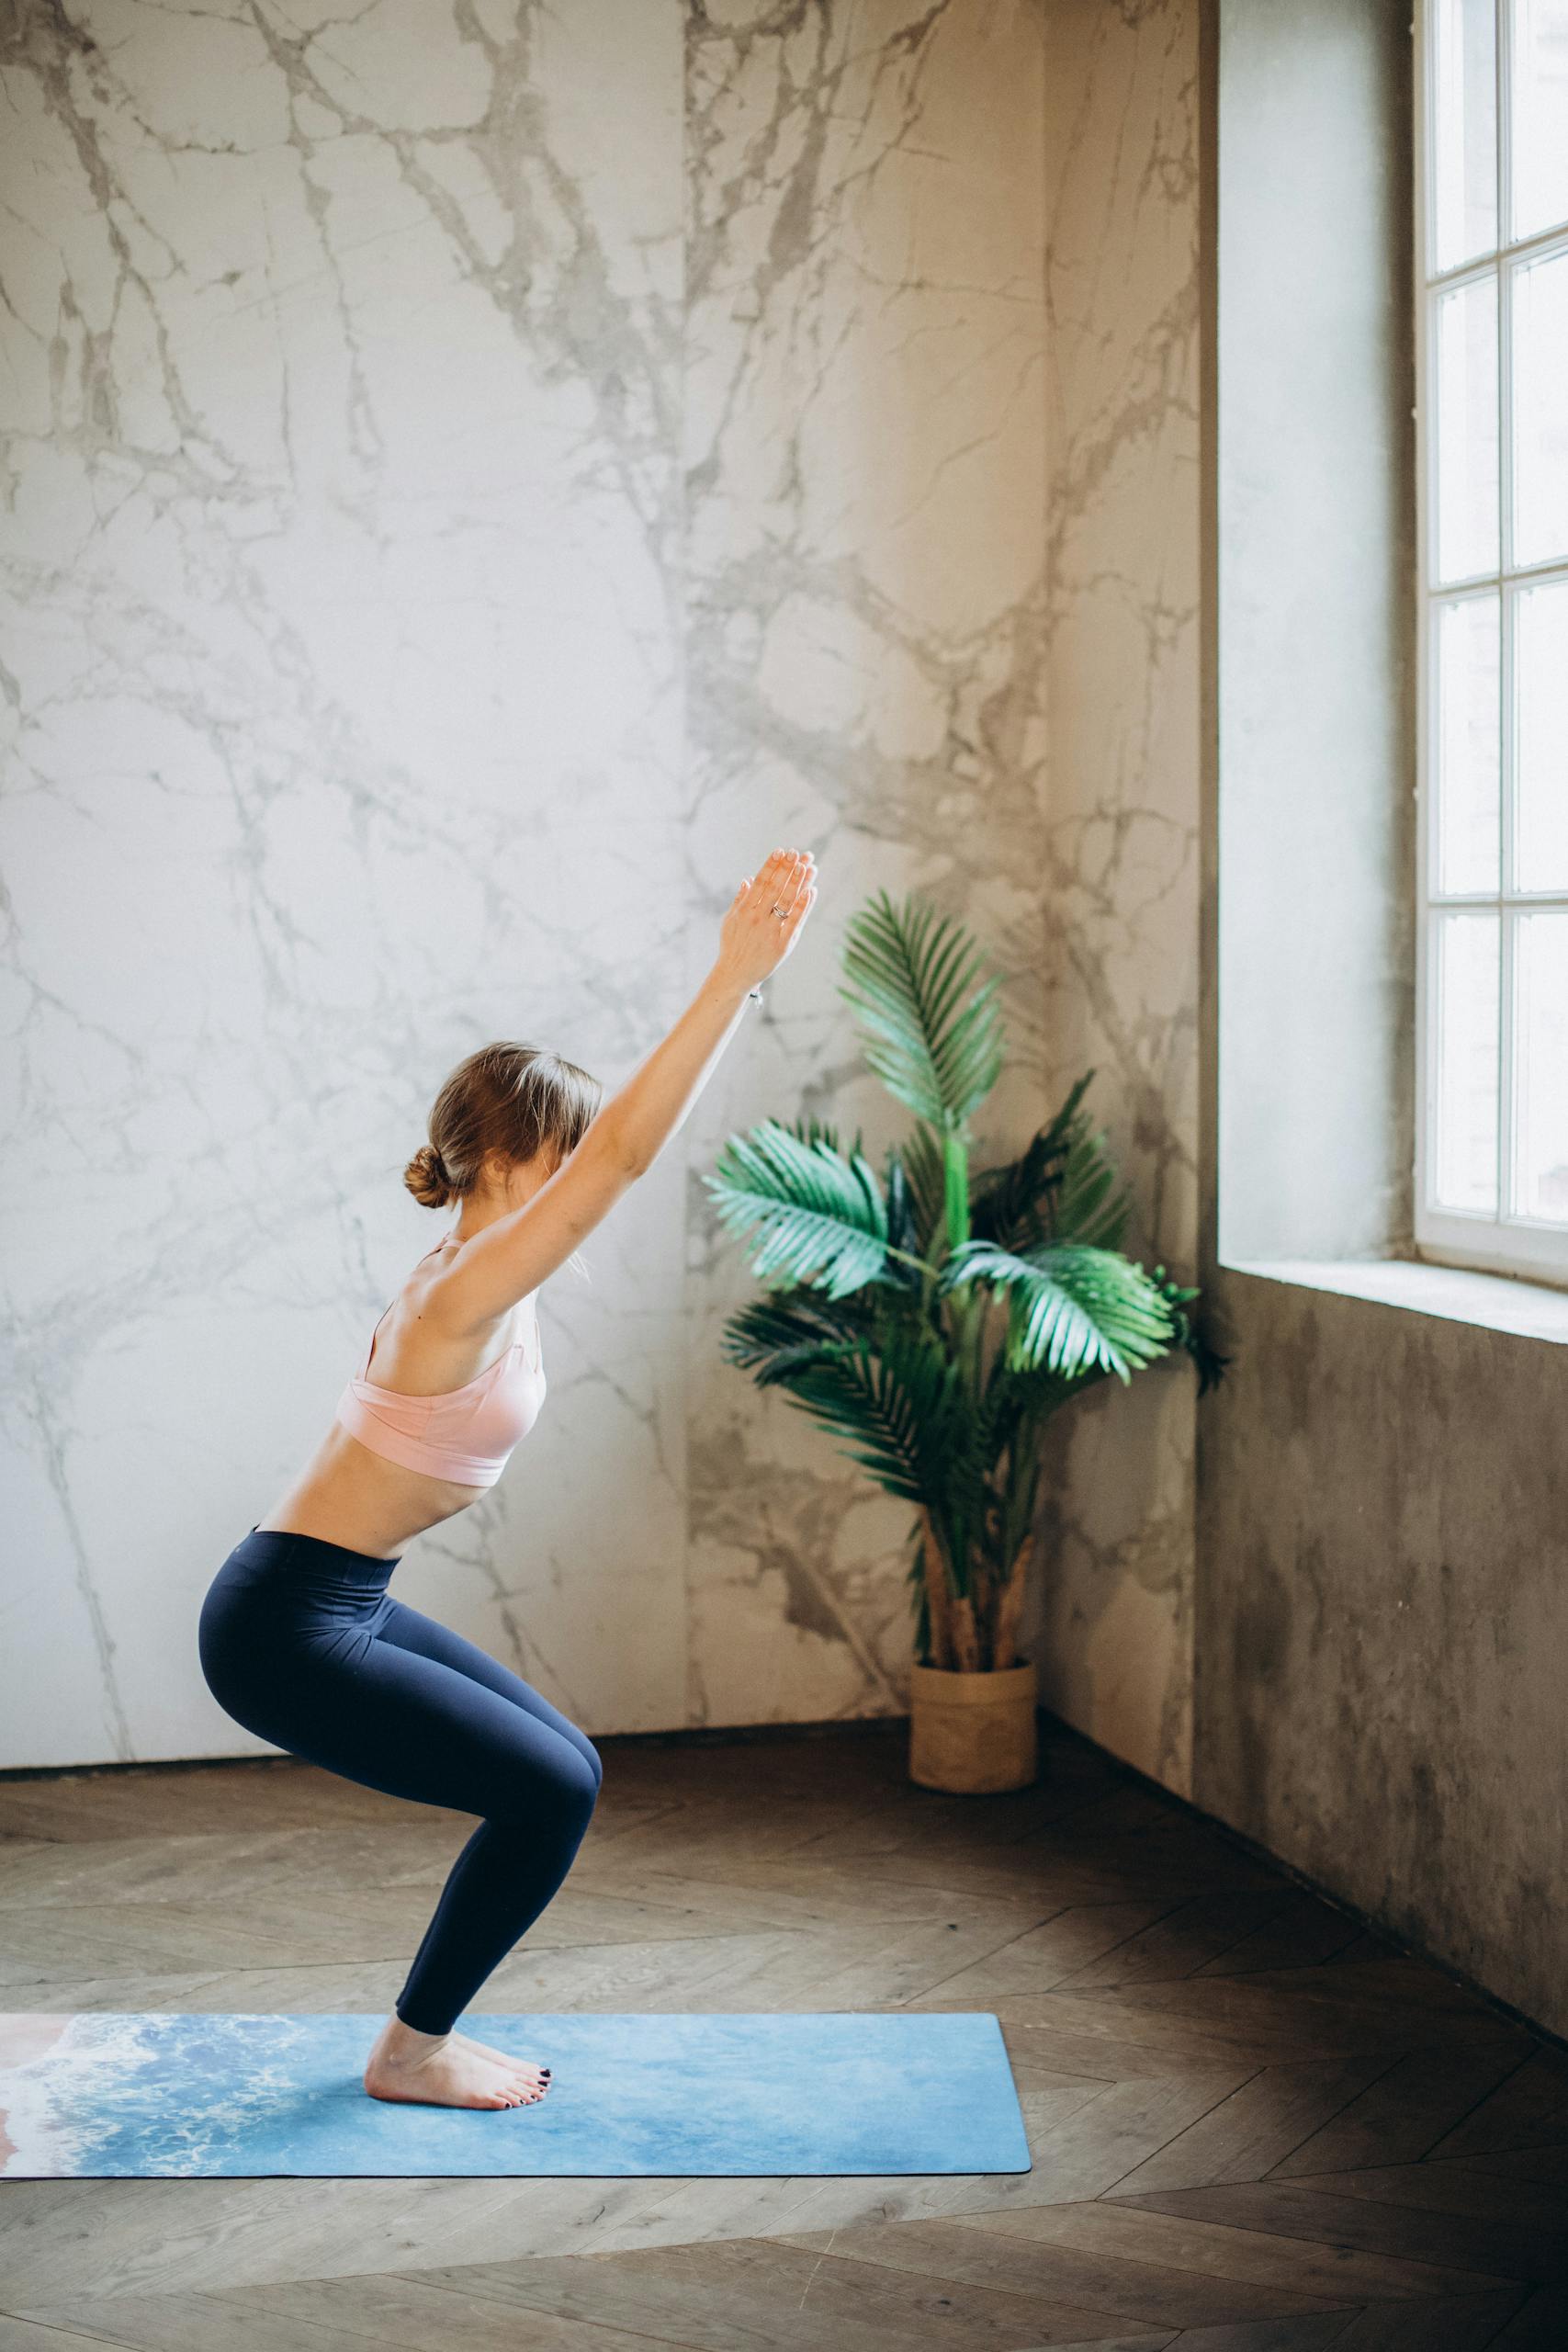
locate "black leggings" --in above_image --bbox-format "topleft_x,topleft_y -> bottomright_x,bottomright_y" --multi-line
198,1527 -> 602,2036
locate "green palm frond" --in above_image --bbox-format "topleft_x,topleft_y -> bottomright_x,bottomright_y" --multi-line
968,1070 -> 1131,1253
881,1147 -> 926,1281
942,1238 -> 1177,1383
703,1119 -> 890,1298
839,888 -> 1005,1133
897,1120 -> 947,1254
783,1112 -> 864,1160
969,1125 -> 1067,1251
983,1344 -> 1081,1425
1055,1110 -> 1133,1250
784,1329 -> 966,1506
1149,1265 -> 1234,1396
718,1290 -> 874,1385
928,1343 -> 999,1580
970,1070 -> 1094,1249
1179,1316 -> 1233,1396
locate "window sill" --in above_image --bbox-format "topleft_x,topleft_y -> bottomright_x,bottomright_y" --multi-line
1220,1254 -> 1568,1345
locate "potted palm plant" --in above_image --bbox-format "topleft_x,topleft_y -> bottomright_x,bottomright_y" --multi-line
703,888 -> 1228,1794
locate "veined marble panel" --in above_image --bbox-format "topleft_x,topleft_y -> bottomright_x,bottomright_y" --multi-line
4,1 -> 1202,1780
0,0 -> 688,1765
1030,0 -> 1202,1792
1,0 -> 1055,1767
681,0 -> 1051,1727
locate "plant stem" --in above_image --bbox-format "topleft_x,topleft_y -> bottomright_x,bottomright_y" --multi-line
993,1533 -> 1032,1671
919,1505 -> 954,1669
884,1239 -> 938,1279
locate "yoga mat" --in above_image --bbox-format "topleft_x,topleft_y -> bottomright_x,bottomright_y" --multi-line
0,2011 -> 1032,2179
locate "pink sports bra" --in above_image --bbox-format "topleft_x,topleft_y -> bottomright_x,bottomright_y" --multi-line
333,1233 -> 546,1488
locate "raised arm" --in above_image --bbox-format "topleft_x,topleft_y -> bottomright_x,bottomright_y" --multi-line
431,848 -> 818,1334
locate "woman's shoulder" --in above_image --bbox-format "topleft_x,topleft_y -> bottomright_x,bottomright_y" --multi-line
390,1238 -> 457,1315
398,1234 -> 520,1346
403,1230 -> 465,1293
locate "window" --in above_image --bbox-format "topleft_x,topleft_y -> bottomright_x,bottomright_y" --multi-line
1416,0 -> 1568,1284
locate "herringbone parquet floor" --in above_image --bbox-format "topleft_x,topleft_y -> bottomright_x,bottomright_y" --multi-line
0,1718 -> 1563,2350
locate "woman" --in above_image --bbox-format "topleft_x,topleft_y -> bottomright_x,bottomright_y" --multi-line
199,847 -> 818,2112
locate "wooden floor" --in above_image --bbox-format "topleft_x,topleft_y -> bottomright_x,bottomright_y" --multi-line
1,1718 -> 1563,2351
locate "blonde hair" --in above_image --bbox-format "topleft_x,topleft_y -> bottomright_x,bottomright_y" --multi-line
404,1043 -> 603,1219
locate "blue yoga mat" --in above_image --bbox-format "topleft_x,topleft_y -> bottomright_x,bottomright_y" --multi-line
0,2010 -> 1032,2178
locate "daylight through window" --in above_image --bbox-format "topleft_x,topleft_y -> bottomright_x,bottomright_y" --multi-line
1417,0 -> 1568,1281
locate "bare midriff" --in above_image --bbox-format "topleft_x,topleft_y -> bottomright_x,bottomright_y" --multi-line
254,1423 -> 493,1556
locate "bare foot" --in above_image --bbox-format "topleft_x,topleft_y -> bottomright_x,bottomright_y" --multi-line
363,2014 -> 548,2110
453,2028 -> 550,2087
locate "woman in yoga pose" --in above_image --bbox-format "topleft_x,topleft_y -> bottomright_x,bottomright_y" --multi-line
198,847 -> 818,2112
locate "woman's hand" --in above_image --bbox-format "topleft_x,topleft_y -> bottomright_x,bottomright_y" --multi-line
716,847 -> 818,992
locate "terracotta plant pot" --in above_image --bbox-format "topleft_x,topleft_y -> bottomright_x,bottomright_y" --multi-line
908,1657 -> 1039,1793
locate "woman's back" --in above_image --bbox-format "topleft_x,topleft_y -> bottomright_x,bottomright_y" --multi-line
255,1234 -> 551,1553
336,1236 -> 547,1488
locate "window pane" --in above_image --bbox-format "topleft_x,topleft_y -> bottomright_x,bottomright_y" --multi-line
1510,0 -> 1568,240
1436,594 -> 1501,891
1511,244 -> 1568,568
1514,909 -> 1568,1219
1434,0 -> 1498,266
1515,577 -> 1568,888
1435,275 -> 1499,582
1433,910 -> 1500,1210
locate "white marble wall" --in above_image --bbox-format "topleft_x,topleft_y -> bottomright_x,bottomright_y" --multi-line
0,0 -> 1052,1768
680,4 -> 1051,1727
1030,0 -> 1202,1792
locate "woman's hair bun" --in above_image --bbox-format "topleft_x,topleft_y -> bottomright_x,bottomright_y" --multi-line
403,1142 -> 454,1208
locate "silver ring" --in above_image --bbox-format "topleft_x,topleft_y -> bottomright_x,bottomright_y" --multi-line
770,903 -> 786,917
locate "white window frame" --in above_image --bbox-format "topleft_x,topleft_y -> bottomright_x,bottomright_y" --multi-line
1414,0 -> 1568,1288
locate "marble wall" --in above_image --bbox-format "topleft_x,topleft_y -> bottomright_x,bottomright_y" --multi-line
0,0 -> 1055,1768
680,6 -> 1053,1728
1028,0 -> 1203,1792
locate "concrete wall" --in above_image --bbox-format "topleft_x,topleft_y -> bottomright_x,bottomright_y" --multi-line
0,0 -> 1052,1769
1196,0 -> 1568,2041
1195,1272 -> 1568,2038
1032,0 -> 1565,2041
